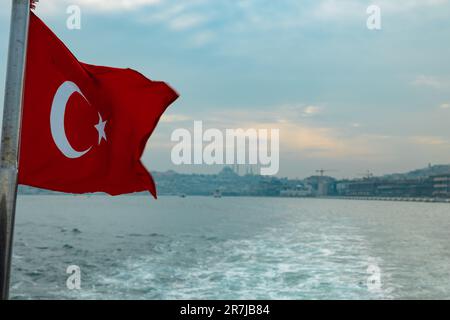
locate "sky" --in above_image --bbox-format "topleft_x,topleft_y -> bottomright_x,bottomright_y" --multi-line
1,0 -> 450,179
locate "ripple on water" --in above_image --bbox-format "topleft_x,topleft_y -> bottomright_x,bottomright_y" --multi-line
63,230 -> 390,300
12,196 -> 448,299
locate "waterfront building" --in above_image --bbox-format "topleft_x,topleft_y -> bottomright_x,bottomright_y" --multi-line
432,174 -> 450,197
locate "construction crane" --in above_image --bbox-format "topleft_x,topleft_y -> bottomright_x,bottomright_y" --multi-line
315,169 -> 337,177
358,170 -> 374,180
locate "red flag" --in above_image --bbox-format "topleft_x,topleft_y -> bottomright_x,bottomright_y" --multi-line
18,13 -> 179,198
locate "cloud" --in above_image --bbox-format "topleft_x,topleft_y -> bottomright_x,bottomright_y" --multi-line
188,31 -> 216,47
276,123 -> 372,158
241,121 -> 387,159
36,0 -> 161,13
412,75 -> 450,90
160,114 -> 192,123
412,136 -> 448,146
302,105 -> 323,117
312,0 -> 449,21
439,103 -> 450,109
174,107 -> 375,159
79,0 -> 161,11
167,104 -> 450,162
313,0 -> 364,20
378,0 -> 449,12
34,0 -> 450,37
196,104 -> 316,125
168,13 -> 208,31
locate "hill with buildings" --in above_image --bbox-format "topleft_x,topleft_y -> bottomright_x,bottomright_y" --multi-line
18,164 -> 450,199
383,164 -> 450,180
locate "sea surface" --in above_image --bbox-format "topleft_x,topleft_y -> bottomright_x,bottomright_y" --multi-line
10,195 -> 450,300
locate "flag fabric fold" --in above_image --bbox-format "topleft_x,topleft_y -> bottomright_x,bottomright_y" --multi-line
18,13 -> 179,198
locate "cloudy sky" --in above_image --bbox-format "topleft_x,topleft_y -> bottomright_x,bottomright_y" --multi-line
1,0 -> 450,178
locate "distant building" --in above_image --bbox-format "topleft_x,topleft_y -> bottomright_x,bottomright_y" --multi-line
280,184 -> 313,197
304,176 -> 336,196
342,179 -> 377,196
432,174 -> 450,198
376,179 -> 433,197
317,180 -> 328,196
337,178 -> 434,198
336,181 -> 350,196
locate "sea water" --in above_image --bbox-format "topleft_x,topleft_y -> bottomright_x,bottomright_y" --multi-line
10,196 -> 450,300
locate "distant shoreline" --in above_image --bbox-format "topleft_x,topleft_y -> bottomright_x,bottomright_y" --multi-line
314,196 -> 450,204
17,193 -> 450,203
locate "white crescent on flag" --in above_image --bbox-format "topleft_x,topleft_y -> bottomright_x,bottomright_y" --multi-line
50,81 -> 92,159
50,81 -> 107,159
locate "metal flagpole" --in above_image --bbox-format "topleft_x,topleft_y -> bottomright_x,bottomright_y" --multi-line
0,0 -> 30,300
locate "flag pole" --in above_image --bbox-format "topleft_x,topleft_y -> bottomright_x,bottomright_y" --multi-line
0,0 -> 30,300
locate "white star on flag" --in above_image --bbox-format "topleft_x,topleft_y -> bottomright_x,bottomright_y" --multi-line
94,112 -> 107,145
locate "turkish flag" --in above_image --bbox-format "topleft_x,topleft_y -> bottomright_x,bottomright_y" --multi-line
18,13 -> 179,197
